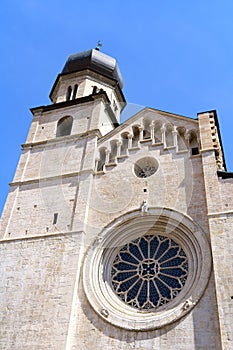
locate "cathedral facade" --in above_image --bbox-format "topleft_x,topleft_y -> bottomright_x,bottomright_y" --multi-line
0,48 -> 233,349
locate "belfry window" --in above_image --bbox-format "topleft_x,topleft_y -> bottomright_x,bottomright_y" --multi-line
92,86 -> 98,94
66,86 -> 72,101
72,84 -> 78,99
56,116 -> 73,137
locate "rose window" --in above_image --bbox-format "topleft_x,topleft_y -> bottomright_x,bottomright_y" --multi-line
135,165 -> 157,178
111,235 -> 188,310
134,157 -> 159,178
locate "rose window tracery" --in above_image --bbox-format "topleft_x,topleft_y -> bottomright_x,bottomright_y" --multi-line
135,165 -> 157,178
134,157 -> 159,178
111,235 -> 188,310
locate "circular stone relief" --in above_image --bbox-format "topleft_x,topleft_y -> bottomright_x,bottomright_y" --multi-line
83,208 -> 212,331
134,157 -> 159,178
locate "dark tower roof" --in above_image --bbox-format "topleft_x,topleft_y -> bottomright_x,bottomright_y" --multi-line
61,49 -> 124,89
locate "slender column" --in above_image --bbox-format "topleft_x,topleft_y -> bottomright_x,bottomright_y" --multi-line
105,149 -> 110,164
150,121 -> 155,143
128,134 -> 133,149
161,124 -> 166,147
172,126 -> 178,149
139,126 -> 144,142
95,158 -> 100,172
117,141 -> 122,157
184,131 -> 189,149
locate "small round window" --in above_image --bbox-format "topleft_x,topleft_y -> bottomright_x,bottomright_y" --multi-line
134,157 -> 158,178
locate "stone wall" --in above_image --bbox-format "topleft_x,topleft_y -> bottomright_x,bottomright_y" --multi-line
0,231 -> 221,350
0,233 -> 83,350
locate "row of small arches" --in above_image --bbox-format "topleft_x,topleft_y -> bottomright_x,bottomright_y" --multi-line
54,116 -> 200,172
96,121 -> 199,172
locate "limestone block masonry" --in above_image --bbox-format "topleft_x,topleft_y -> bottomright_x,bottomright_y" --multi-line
0,48 -> 232,349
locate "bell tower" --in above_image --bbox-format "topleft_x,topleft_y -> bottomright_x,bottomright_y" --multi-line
50,48 -> 125,126
1,47 -> 233,350
0,48 -> 126,240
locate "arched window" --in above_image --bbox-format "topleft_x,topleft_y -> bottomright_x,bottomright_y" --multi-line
66,86 -> 72,101
56,116 -> 73,137
177,127 -> 187,151
72,84 -> 78,100
132,126 -> 140,147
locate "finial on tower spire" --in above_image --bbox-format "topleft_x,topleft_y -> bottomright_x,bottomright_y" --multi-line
95,40 -> 102,51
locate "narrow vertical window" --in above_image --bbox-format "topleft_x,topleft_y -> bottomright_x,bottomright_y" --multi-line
72,84 -> 78,100
53,213 -> 58,225
132,126 -> 140,147
66,86 -> 72,101
92,86 -> 98,94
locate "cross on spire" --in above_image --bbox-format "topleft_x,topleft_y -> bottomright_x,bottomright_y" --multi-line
95,40 -> 102,51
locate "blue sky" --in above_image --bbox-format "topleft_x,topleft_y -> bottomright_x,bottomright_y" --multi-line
0,0 -> 233,214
